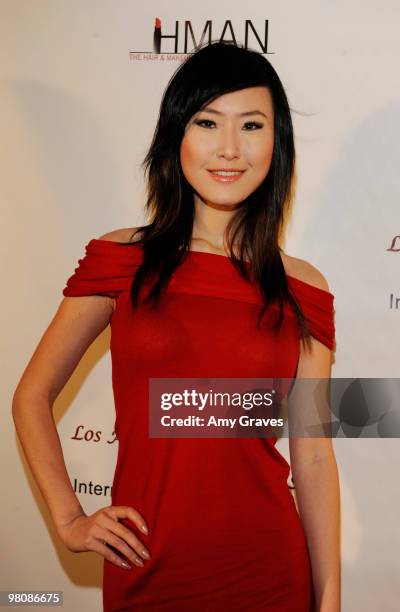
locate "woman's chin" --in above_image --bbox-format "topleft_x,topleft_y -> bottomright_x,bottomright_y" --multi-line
194,194 -> 246,210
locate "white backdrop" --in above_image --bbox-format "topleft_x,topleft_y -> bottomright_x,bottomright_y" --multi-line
1,1 -> 399,610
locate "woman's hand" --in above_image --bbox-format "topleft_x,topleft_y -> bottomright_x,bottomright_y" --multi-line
57,505 -> 151,569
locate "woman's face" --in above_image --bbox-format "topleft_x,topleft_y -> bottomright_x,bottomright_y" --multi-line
180,86 -> 274,210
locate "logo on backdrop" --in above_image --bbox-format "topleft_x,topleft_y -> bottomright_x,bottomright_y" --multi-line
130,17 -> 273,61
387,235 -> 399,310
71,424 -> 117,444
73,478 -> 112,498
386,234 -> 400,251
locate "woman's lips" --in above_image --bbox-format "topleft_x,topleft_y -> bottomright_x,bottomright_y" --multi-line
207,170 -> 246,183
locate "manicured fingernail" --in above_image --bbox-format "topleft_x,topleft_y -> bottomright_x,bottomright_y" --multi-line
141,524 -> 149,534
121,561 -> 131,569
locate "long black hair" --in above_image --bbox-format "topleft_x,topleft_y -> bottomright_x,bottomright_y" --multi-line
127,40 -> 312,350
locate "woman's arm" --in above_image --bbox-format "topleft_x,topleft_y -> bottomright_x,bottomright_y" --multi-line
12,231 -> 153,570
12,295 -> 114,533
288,265 -> 340,612
290,435 -> 341,612
289,340 -> 341,612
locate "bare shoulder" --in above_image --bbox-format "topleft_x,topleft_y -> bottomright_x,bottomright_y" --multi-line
98,227 -> 143,244
280,251 -> 330,292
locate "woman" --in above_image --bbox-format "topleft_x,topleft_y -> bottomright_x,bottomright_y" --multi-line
12,41 -> 340,611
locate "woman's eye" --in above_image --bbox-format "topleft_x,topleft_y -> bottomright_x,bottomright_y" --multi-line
243,122 -> 263,130
195,119 -> 215,128
194,119 -> 263,130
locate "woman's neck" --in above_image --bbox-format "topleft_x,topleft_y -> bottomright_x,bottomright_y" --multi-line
191,196 -> 239,252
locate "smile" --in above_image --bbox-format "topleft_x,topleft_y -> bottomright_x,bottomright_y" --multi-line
207,170 -> 245,183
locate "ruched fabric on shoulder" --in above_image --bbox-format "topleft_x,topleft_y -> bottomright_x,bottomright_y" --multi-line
62,239 -> 141,300
286,276 -> 335,352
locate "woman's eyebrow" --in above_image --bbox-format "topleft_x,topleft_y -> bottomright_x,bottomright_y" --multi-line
198,107 -> 268,119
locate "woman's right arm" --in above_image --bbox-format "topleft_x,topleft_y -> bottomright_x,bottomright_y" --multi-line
12,295 -> 151,569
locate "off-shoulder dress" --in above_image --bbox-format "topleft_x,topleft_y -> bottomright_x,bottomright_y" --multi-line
63,238 -> 335,612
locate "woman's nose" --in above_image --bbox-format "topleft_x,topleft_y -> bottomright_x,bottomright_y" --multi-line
216,126 -> 240,159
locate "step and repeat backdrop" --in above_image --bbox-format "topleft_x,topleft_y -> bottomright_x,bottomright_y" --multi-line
2,1 -> 399,610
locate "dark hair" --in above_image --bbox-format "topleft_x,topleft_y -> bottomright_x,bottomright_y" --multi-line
127,40 -> 312,350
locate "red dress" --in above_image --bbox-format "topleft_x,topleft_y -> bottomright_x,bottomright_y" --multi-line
63,238 -> 335,611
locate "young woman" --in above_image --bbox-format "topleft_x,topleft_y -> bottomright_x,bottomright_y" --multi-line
12,41 -> 340,611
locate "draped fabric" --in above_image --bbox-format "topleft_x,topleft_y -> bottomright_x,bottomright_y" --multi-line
63,238 -> 335,351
